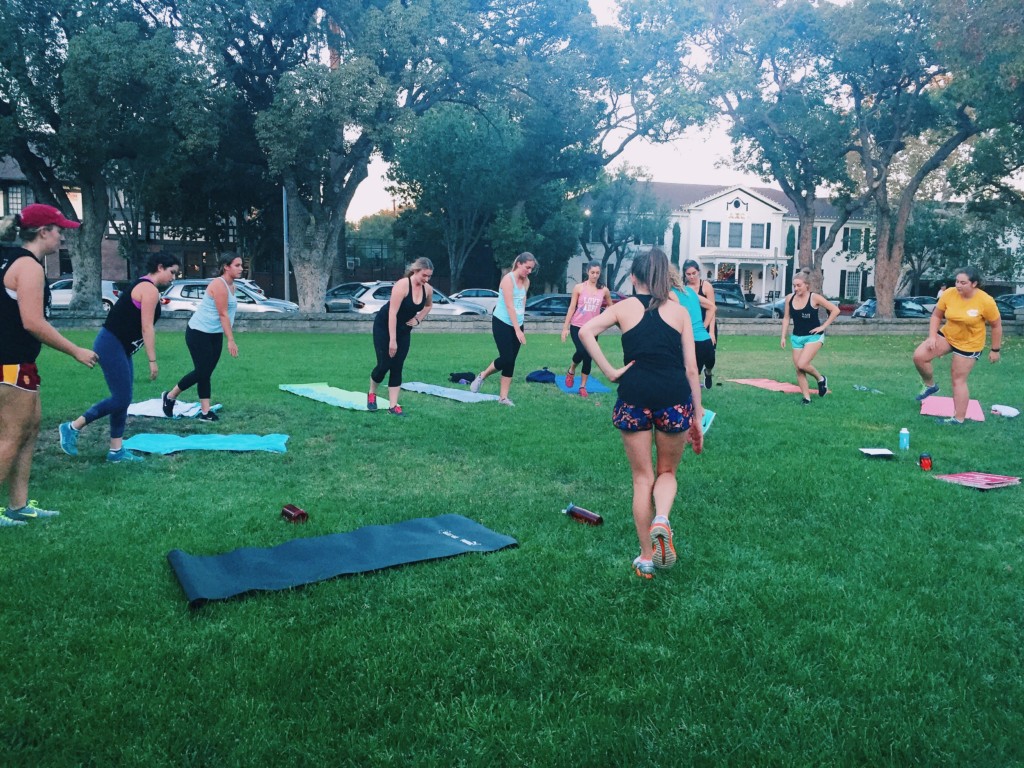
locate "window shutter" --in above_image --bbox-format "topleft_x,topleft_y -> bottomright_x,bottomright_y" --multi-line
838,271 -> 847,298
765,223 -> 771,249
700,220 -> 707,248
842,227 -> 850,251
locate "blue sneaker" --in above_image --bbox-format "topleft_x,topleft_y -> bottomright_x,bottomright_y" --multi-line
935,417 -> 964,426
107,449 -> 144,463
1,513 -> 27,527
916,384 -> 940,401
4,502 -> 60,521
58,421 -> 79,456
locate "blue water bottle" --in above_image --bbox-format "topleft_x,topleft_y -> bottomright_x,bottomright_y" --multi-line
899,428 -> 910,451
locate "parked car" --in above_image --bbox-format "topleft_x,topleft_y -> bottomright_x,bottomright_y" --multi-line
995,293 -> 1024,310
237,278 -> 266,297
46,278 -> 119,316
714,292 -> 773,318
524,293 -> 573,317
710,280 -> 746,303
161,279 -> 299,313
851,298 -> 930,318
905,295 -> 938,312
324,283 -> 365,313
758,297 -> 788,319
350,281 -> 487,315
608,289 -> 630,303
449,288 -> 499,313
994,296 -> 1017,322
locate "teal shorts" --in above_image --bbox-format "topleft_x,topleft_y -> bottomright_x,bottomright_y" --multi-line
790,334 -> 825,350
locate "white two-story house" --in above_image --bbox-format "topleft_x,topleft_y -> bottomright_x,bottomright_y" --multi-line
571,182 -> 875,304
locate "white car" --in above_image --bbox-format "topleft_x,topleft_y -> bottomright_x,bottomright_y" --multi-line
161,279 -> 299,313
448,288 -> 499,313
352,282 -> 487,315
47,278 -> 120,316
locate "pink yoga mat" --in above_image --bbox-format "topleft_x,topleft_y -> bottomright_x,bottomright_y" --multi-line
919,396 -> 985,422
728,378 -> 804,394
934,471 -> 1020,490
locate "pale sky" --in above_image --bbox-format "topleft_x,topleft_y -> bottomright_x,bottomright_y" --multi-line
345,0 -> 767,221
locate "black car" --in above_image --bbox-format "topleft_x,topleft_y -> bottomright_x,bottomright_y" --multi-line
994,297 -> 1017,323
710,280 -> 745,302
524,293 -> 573,317
851,298 -> 930,318
713,292 -> 773,318
995,293 -> 1024,309
324,282 -> 367,312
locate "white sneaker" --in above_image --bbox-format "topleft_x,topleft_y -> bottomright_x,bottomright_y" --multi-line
470,374 -> 484,394
498,397 -> 515,407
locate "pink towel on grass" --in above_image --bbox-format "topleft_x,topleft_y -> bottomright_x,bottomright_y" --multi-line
934,471 -> 1019,490
919,396 -> 985,422
727,378 -> 805,394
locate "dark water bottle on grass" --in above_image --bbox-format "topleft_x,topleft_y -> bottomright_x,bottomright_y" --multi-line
562,503 -> 603,526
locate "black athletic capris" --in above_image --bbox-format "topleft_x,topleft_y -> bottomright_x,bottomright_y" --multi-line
569,325 -> 593,376
177,326 -> 223,400
491,316 -> 523,378
371,325 -> 412,388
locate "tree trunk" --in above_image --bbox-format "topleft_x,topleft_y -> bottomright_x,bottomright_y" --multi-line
68,174 -> 109,311
872,209 -> 899,317
286,181 -> 339,312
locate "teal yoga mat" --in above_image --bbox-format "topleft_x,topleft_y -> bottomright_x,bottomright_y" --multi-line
167,514 -> 518,607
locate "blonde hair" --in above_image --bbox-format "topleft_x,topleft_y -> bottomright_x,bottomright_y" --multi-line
405,257 -> 434,277
0,214 -> 47,244
667,265 -> 683,290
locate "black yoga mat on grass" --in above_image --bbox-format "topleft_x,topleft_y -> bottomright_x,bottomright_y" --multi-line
168,514 -> 518,607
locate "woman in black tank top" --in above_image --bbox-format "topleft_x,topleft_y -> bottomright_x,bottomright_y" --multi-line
59,253 -> 181,463
578,248 -> 704,580
367,258 -> 434,415
780,271 -> 840,404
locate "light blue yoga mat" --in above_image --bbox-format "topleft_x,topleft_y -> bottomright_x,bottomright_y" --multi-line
401,382 -> 500,403
555,376 -> 611,395
122,433 -> 289,455
279,383 -> 368,410
167,514 -> 518,607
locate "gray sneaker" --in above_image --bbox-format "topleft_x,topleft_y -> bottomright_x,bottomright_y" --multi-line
469,374 -> 484,394
59,421 -> 79,456
4,502 -> 59,521
497,397 -> 515,407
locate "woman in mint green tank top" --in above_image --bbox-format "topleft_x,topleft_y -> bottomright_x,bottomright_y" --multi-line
469,252 -> 536,406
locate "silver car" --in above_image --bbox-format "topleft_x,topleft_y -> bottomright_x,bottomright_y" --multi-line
161,279 -> 299,313
449,288 -> 499,313
46,278 -> 120,316
352,282 -> 487,315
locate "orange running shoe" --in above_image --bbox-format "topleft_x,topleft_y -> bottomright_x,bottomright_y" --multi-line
650,520 -> 677,569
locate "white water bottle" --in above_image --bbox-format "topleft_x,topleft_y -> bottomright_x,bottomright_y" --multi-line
899,428 -> 910,451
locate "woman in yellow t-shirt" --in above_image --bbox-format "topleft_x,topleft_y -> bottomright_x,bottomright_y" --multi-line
912,266 -> 1002,424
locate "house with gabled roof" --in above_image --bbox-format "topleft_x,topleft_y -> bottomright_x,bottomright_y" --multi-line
571,182 -> 875,304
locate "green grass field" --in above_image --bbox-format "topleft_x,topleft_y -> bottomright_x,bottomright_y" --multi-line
2,329 -> 1021,767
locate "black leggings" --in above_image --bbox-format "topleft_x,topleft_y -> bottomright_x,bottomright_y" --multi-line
177,327 -> 223,400
569,325 -> 592,376
492,316 -> 523,378
371,326 -> 412,387
695,338 -> 716,375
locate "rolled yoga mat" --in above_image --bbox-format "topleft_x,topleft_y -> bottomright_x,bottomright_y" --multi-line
167,513 -> 518,607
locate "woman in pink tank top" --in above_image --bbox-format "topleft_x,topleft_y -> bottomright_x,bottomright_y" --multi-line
561,261 -> 612,397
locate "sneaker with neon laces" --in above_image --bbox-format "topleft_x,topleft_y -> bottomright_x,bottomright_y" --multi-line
1,513 -> 28,527
107,448 -> 144,463
497,397 -> 515,407
935,416 -> 965,426
469,374 -> 484,394
916,383 -> 940,401
58,421 -> 79,456
4,502 -> 60,521
197,410 -> 219,422
817,375 -> 828,397
650,520 -> 677,569
632,556 -> 655,579
578,386 -> 588,398
388,405 -> 405,416
565,370 -> 574,388
161,391 -> 176,417
367,392 -> 378,411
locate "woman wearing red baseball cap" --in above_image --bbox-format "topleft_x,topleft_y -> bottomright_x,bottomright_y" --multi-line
0,204 -> 98,526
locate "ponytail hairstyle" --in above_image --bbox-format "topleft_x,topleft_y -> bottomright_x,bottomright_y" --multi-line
953,265 -> 981,287
631,248 -> 672,310
146,251 -> 181,275
0,214 -> 45,243
404,257 -> 434,277
667,265 -> 683,290
513,251 -> 537,270
585,259 -> 605,288
217,252 -> 241,275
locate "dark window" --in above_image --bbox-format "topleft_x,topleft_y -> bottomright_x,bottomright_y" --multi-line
728,223 -> 742,248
